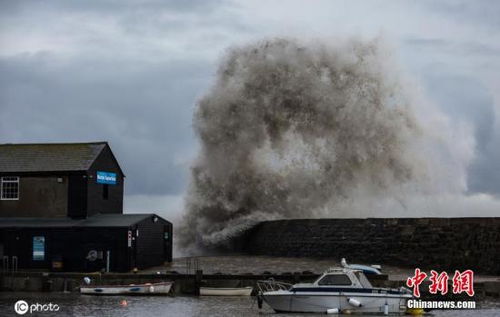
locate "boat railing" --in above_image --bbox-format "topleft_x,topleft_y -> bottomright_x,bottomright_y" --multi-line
256,279 -> 292,293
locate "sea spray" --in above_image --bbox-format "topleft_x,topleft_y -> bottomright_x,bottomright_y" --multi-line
178,37 -> 465,250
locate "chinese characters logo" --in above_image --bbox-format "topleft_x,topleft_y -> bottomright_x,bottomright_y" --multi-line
406,268 -> 474,297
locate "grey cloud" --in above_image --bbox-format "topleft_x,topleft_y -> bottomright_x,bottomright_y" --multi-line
0,0 -> 227,15
1,0 -> 500,203
0,0 -> 251,199
423,73 -> 495,149
419,0 -> 500,29
404,37 -> 500,57
468,136 -> 500,197
404,38 -> 449,48
422,72 -> 500,196
401,35 -> 500,197
0,52 -> 212,195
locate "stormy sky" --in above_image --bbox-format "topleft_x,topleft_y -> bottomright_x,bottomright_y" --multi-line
1,0 -> 499,220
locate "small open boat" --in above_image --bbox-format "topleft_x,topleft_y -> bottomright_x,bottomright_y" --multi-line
80,281 -> 173,295
200,286 -> 253,296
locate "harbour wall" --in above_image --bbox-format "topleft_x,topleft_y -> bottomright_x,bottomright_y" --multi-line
239,218 -> 500,275
0,271 -> 385,295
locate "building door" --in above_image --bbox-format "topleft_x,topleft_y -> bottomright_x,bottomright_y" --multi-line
68,175 -> 87,218
2,229 -> 28,270
127,228 -> 136,270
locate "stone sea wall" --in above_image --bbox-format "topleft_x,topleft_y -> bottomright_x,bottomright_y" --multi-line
240,218 -> 500,275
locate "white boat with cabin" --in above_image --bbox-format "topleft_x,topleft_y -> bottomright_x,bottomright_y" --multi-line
257,267 -> 413,314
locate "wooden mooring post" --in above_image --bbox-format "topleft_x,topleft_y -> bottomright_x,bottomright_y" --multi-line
195,270 -> 203,296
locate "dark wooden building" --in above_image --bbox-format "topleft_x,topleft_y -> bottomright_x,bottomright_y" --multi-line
0,214 -> 172,272
0,142 -> 124,218
0,142 -> 173,272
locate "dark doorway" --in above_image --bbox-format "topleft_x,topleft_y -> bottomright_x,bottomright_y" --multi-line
68,175 -> 87,218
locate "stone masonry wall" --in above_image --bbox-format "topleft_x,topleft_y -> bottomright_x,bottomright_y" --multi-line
241,218 -> 500,275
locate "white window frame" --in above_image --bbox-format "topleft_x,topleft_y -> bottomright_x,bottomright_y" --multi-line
1,176 -> 20,200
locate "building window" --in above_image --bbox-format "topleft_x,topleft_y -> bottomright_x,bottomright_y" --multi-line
1,177 -> 19,200
102,184 -> 109,200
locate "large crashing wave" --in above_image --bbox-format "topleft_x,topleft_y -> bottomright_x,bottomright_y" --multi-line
178,38 -> 474,250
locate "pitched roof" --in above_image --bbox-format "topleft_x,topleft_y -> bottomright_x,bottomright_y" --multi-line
0,217 -> 77,228
0,213 -> 170,228
0,142 -> 108,173
77,213 -> 166,227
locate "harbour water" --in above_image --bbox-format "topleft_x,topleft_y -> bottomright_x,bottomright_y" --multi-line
0,292 -> 499,317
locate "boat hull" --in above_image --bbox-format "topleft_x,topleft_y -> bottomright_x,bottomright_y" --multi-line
263,291 -> 411,314
80,281 -> 172,295
200,286 -> 253,296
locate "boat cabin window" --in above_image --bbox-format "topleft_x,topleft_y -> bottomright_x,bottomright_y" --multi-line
318,274 -> 352,286
354,271 -> 373,288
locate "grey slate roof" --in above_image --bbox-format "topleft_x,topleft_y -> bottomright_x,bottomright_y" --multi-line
78,214 -> 162,227
0,213 -> 167,228
0,142 -> 107,173
0,217 -> 77,228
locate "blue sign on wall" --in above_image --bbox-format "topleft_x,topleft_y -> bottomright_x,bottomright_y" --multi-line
96,171 -> 117,185
33,236 -> 45,261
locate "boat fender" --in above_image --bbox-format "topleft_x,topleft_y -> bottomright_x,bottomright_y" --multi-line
326,308 -> 339,314
149,285 -> 155,293
383,303 -> 389,315
347,298 -> 362,307
257,295 -> 263,309
406,308 -> 425,315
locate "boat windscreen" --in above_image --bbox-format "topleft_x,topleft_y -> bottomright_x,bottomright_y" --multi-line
318,274 -> 352,286
355,272 -> 373,288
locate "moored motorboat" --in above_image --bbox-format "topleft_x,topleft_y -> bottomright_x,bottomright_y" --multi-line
80,281 -> 173,295
257,267 -> 413,314
200,286 -> 253,296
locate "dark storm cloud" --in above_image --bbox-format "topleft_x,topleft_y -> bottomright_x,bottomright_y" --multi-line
0,52 -> 211,195
468,135 -> 500,196
401,32 -> 500,196
0,0 -> 249,198
422,73 -> 500,196
424,75 -> 495,150
1,0 -> 500,203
